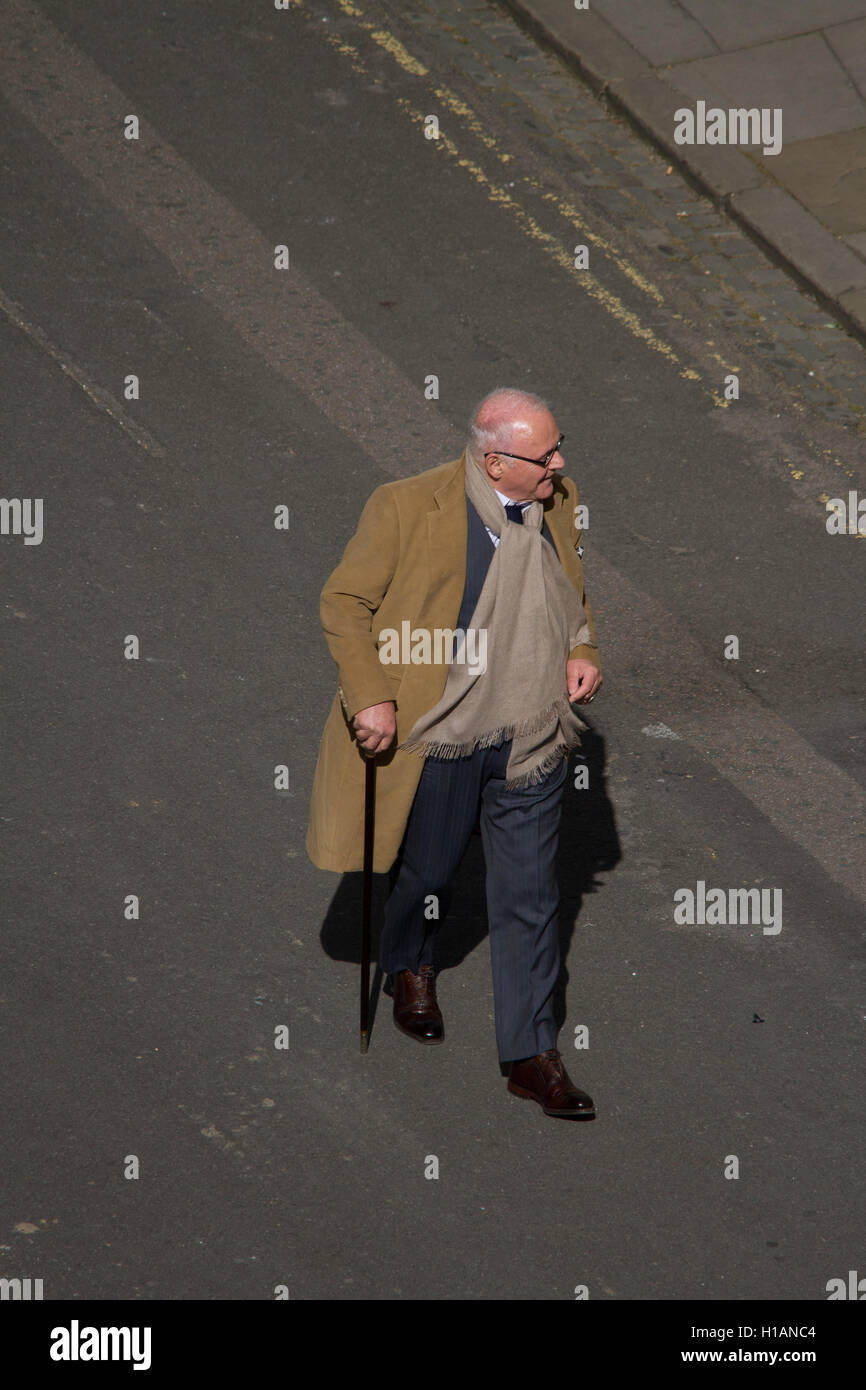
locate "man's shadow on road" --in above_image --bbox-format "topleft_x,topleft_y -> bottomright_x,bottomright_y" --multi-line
318,729 -> 620,1059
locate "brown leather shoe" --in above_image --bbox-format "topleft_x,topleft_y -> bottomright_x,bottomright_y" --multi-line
392,965 -> 444,1045
507,1049 -> 595,1118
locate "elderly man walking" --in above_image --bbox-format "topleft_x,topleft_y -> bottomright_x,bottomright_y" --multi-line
307,388 -> 602,1118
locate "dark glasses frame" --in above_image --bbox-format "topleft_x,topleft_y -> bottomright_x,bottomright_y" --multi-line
484,433 -> 565,467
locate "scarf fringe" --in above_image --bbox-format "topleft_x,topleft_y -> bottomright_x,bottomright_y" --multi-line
398,696 -> 580,761
503,739 -> 573,790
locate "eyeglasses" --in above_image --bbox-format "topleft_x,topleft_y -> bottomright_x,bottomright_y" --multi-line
484,434 -> 565,467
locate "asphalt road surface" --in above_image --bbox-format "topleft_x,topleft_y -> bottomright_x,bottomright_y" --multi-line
2,0 -> 865,1304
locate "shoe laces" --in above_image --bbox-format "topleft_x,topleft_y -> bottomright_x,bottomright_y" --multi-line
537,1048 -> 564,1076
411,965 -> 436,997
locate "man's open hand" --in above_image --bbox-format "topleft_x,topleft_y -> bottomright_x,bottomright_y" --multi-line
353,700 -> 397,755
567,659 -> 602,704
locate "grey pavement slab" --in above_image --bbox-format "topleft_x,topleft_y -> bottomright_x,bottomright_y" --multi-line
618,69 -> 765,194
679,0 -> 866,51
826,17 -> 866,97
667,34 -> 866,145
593,0 -> 717,66
769,126 -> 866,236
839,282 -> 866,319
502,0 -> 866,338
731,184 -> 866,296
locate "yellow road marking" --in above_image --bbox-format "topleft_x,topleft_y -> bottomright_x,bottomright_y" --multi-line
318,18 -> 718,396
314,0 -> 863,451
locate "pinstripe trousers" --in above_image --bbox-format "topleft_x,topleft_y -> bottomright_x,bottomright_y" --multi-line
379,738 -> 568,1062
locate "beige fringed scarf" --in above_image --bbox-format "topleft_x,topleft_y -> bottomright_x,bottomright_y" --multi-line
398,453 -> 595,788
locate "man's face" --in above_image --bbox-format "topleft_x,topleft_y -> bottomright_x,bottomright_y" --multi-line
484,410 -> 565,503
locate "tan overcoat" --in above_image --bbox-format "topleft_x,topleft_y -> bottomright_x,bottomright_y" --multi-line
306,452 -> 601,874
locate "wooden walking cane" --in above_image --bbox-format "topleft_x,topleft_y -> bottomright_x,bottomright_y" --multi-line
359,752 -> 376,1053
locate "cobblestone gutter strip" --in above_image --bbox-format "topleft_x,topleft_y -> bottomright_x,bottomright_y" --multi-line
497,0 -> 866,346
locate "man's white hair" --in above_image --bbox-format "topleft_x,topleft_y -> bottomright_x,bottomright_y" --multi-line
466,387 -> 552,465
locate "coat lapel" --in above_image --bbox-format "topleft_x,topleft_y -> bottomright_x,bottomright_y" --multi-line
544,477 -> 573,568
425,454 -> 469,624
423,457 -> 572,618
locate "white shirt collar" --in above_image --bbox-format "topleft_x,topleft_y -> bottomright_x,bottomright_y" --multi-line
493,488 -> 530,510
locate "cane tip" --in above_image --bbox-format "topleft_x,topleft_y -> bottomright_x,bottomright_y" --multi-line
360,1031 -> 369,1054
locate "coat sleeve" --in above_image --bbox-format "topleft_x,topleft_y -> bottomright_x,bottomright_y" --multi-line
320,484 -> 401,721
569,593 -> 601,672
563,479 -> 601,674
